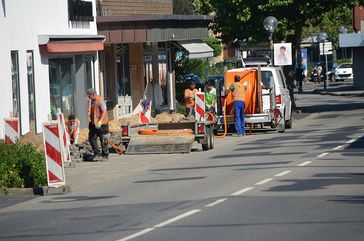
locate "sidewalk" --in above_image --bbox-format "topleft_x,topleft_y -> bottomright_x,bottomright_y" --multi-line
312,81 -> 364,97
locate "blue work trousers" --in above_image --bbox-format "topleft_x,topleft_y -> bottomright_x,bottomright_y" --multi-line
234,101 -> 245,135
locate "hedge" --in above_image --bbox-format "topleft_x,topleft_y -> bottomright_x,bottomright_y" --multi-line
0,141 -> 47,190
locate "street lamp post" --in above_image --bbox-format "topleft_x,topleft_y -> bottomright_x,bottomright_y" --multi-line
318,32 -> 328,90
263,16 -> 278,66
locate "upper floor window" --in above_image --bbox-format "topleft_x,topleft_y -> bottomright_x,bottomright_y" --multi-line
68,0 -> 94,22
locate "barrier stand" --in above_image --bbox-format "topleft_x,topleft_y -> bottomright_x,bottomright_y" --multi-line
195,92 -> 206,121
4,117 -> 20,144
57,110 -> 74,168
139,100 -> 152,123
35,121 -> 71,195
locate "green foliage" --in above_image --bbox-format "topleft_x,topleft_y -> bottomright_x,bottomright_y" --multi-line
173,0 -> 196,14
0,141 -> 47,189
204,36 -> 222,57
336,58 -> 352,64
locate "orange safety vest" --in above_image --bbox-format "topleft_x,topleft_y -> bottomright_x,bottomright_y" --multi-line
184,88 -> 198,108
88,96 -> 108,125
232,83 -> 245,102
65,119 -> 79,141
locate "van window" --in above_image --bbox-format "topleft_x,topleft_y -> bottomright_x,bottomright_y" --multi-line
278,70 -> 287,88
261,71 -> 273,89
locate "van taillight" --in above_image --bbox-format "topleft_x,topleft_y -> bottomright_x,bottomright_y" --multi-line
122,125 -> 128,136
198,124 -> 204,134
276,95 -> 282,104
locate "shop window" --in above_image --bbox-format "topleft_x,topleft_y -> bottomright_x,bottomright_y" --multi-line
11,51 -> 21,119
85,55 -> 95,90
49,58 -> 74,119
26,51 -> 36,133
117,45 -> 131,97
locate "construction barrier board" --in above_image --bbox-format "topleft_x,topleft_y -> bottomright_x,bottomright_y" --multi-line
42,121 -> 66,187
195,92 -> 205,121
57,112 -> 71,163
4,118 -> 20,144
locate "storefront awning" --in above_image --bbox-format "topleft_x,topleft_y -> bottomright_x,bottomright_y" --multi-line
38,35 -> 105,53
178,42 -> 214,59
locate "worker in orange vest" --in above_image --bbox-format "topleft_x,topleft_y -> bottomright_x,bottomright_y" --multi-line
229,75 -> 246,137
184,81 -> 198,117
65,114 -> 80,144
87,88 -> 109,160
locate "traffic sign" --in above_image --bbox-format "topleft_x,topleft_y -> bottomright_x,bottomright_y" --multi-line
320,42 -> 333,55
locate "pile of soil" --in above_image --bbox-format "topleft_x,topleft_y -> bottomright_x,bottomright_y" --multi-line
20,133 -> 44,152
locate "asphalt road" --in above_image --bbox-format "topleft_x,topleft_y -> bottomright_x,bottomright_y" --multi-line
1,83 -> 364,241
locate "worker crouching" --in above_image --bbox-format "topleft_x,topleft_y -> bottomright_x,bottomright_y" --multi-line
65,115 -> 80,145
229,75 -> 246,137
87,88 -> 109,160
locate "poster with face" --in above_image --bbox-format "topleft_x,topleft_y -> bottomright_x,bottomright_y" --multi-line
274,43 -> 292,66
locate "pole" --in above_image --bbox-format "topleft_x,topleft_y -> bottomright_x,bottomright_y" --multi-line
322,42 -> 326,90
269,33 -> 273,66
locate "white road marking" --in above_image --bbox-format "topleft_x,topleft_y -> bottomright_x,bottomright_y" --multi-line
346,139 -> 357,144
317,152 -> 329,158
255,178 -> 274,185
332,145 -> 344,151
275,170 -> 292,177
298,161 -> 312,167
116,228 -> 155,241
205,198 -> 227,207
231,187 -> 254,196
154,209 -> 201,228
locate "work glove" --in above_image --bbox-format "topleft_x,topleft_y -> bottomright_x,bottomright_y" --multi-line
95,121 -> 102,129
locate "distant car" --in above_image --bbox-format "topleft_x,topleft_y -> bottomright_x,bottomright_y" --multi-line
334,63 -> 353,81
206,75 -> 224,88
183,73 -> 204,89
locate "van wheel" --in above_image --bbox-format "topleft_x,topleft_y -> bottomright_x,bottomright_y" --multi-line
202,135 -> 210,151
277,113 -> 286,133
285,112 -> 293,129
209,131 -> 214,149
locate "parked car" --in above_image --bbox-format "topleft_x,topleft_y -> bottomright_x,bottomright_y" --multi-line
334,63 -> 353,81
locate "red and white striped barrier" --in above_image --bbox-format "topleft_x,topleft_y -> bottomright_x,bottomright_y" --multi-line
139,100 -> 152,123
42,122 -> 66,187
4,118 -> 20,144
57,112 -> 71,163
195,92 -> 205,121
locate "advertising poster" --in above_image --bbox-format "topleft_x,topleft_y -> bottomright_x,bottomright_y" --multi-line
301,48 -> 308,76
274,43 -> 292,66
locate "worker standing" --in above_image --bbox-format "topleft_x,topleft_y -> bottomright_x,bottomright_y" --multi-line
87,88 -> 109,160
65,114 -> 80,144
184,81 -> 198,117
229,75 -> 246,137
204,81 -> 217,112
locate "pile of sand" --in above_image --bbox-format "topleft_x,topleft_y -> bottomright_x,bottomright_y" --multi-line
155,112 -> 186,123
20,133 -> 44,152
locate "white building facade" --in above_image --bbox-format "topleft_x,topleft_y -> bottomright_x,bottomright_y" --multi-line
0,0 -> 103,139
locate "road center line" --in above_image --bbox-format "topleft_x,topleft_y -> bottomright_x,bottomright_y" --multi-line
116,228 -> 155,241
154,209 -> 201,228
298,161 -> 312,167
255,178 -> 274,185
346,139 -> 357,144
332,145 -> 344,151
317,152 -> 329,158
275,170 -> 292,177
231,187 -> 254,196
205,198 -> 227,207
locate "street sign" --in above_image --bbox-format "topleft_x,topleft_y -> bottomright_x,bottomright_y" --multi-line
320,42 -> 333,55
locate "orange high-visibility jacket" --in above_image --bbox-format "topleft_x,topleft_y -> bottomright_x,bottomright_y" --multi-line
65,118 -> 80,141
184,88 -> 198,108
88,96 -> 108,125
232,83 -> 246,102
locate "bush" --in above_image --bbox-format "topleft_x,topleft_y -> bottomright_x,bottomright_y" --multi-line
0,141 -> 47,189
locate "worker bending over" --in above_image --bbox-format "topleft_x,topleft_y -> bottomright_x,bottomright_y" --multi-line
204,81 -> 217,112
229,75 -> 246,137
87,88 -> 109,160
65,114 -> 80,144
184,81 -> 198,117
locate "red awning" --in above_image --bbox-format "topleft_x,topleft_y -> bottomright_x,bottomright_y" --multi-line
44,40 -> 104,53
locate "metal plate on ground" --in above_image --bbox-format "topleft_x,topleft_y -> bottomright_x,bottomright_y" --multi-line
126,134 -> 195,154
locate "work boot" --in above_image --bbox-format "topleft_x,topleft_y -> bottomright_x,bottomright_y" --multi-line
92,153 -> 103,161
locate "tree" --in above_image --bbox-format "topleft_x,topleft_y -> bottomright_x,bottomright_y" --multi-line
173,0 -> 196,15
195,0 -> 362,64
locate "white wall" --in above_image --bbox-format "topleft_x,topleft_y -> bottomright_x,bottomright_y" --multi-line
0,0 -> 99,138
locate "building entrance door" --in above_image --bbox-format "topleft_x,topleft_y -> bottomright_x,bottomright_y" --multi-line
49,58 -> 74,119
